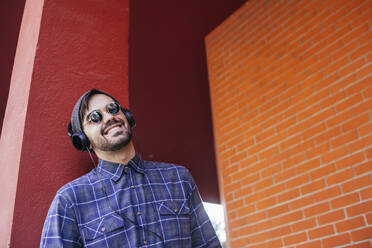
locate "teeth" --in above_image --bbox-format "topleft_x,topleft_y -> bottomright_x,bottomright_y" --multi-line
107,125 -> 121,134
110,126 -> 120,131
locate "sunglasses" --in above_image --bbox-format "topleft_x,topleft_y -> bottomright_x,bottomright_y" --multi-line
86,102 -> 121,124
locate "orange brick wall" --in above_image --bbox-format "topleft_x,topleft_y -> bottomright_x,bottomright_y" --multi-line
205,1 -> 372,247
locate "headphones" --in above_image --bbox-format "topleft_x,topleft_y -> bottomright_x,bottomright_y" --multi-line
67,89 -> 136,151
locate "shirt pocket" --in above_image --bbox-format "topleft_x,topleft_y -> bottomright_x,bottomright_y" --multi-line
157,200 -> 191,242
81,213 -> 125,244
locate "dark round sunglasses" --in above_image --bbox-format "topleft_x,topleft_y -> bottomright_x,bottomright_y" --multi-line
86,102 -> 121,124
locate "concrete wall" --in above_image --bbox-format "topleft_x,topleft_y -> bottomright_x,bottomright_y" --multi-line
0,0 -> 130,246
129,0 -> 246,203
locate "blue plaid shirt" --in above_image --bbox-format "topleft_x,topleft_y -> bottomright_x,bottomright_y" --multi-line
40,155 -> 221,247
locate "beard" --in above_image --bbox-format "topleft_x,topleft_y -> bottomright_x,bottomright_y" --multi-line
90,120 -> 133,152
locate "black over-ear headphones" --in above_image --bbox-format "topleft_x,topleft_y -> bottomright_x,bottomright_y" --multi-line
67,89 -> 136,151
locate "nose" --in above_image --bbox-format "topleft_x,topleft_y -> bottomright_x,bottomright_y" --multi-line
102,111 -> 117,124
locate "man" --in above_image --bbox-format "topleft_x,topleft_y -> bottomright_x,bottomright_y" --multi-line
40,89 -> 221,248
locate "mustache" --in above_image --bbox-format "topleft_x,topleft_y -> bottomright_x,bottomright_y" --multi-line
101,119 -> 125,135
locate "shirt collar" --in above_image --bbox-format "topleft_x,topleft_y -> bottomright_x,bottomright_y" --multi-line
97,154 -> 144,182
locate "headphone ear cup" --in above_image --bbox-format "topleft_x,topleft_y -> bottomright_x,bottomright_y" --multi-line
68,122 -> 90,151
71,131 -> 90,151
121,107 -> 136,128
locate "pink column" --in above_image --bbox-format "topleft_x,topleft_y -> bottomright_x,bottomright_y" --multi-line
0,0 -> 129,246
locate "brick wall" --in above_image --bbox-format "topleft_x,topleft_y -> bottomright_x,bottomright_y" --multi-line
205,1 -> 372,247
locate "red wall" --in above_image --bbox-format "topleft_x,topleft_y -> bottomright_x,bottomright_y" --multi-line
0,0 -> 130,247
206,0 -> 372,247
129,0 -> 246,203
0,0 -> 248,245
0,0 -> 25,135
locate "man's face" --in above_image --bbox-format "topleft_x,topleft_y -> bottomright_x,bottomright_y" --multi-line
82,94 -> 132,152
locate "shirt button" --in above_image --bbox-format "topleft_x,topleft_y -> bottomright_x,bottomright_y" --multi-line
137,211 -> 141,215
131,185 -> 135,189
174,208 -> 178,213
124,166 -> 128,170
143,240 -> 147,244
101,227 -> 106,232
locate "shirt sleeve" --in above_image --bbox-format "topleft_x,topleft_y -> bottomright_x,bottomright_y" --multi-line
40,193 -> 82,248
187,171 -> 222,248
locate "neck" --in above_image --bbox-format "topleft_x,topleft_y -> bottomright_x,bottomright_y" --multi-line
94,142 -> 136,165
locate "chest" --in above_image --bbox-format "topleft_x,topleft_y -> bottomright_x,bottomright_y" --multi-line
73,171 -> 192,247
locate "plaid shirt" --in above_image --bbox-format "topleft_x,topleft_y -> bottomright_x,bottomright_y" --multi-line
40,155 -> 221,248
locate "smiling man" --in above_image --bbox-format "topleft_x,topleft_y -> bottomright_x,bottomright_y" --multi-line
40,89 -> 221,248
